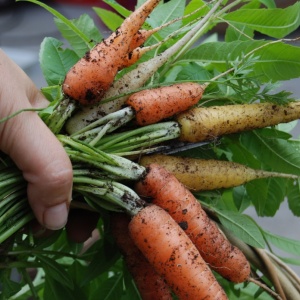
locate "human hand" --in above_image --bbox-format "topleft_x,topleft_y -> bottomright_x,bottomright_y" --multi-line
0,49 -> 73,231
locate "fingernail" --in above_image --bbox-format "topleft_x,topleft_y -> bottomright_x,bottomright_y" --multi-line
43,203 -> 68,230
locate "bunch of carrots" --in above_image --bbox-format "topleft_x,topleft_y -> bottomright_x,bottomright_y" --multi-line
1,0 -> 300,299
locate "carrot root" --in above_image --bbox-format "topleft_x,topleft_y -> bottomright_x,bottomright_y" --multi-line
135,164 -> 251,283
126,83 -> 206,125
110,212 -> 173,300
177,102 -> 300,142
129,204 -> 228,300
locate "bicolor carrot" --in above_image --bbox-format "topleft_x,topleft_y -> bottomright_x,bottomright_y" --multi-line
110,212 -> 173,300
135,163 -> 251,283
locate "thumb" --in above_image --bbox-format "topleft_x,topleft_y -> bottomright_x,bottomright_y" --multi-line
0,50 -> 73,230
2,108 -> 73,230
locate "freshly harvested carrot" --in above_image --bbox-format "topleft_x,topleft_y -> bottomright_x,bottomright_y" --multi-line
62,0 -> 160,105
139,154 -> 298,191
177,102 -> 300,142
135,163 -> 251,283
110,212 -> 173,300
126,83 -> 206,125
129,204 -> 228,300
65,0 -> 224,133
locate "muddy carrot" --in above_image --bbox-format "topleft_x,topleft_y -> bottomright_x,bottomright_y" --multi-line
177,102 -> 300,142
110,212 -> 173,300
126,83 -> 206,125
135,163 -> 251,283
129,204 -> 228,300
62,0 -> 160,105
65,0 -> 223,133
139,154 -> 298,191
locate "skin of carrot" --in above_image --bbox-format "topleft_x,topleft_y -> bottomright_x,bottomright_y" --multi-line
128,204 -> 228,300
62,0 -> 160,105
110,212 -> 173,300
126,83 -> 205,125
177,102 -> 300,142
139,154 -> 263,191
135,164 -> 251,283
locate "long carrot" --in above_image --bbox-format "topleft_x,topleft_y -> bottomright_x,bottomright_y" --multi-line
62,0 -> 160,105
126,83 -> 206,125
135,163 -> 251,283
177,102 -> 300,142
110,212 -> 173,300
129,204 -> 228,300
139,154 -> 298,191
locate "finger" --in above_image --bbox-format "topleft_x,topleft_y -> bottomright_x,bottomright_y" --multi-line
0,53 -> 73,230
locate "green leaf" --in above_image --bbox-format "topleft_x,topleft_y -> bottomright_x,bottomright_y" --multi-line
36,255 -> 74,290
103,0 -> 132,18
286,179 -> 300,216
246,177 -> 286,216
233,186 -> 252,213
263,230 -> 300,256
39,37 -> 79,86
19,0 -> 93,48
183,0 -> 209,26
240,131 -> 300,175
147,0 -> 185,37
225,24 -> 254,42
214,208 -> 265,248
224,3 -> 300,38
0,272 -> 22,299
259,0 -> 276,8
81,238 -> 120,285
180,40 -> 300,82
89,273 -> 124,300
54,14 -> 102,57
43,273 -> 75,300
93,7 -> 124,31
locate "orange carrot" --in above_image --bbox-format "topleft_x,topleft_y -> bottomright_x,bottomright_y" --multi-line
65,0 -> 224,132
110,212 -> 173,300
62,0 -> 160,105
135,163 -> 251,283
129,204 -> 228,300
126,83 -> 206,125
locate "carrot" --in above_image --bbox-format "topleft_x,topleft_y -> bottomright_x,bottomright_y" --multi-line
135,163 -> 251,283
177,101 -> 300,142
126,83 -> 206,125
110,212 -> 173,300
62,0 -> 160,105
128,204 -> 228,300
65,0 -> 224,133
139,154 -> 298,191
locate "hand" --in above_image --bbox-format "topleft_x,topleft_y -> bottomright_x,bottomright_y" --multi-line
0,49 -> 73,231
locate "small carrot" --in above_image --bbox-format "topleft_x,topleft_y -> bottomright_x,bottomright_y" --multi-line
139,154 -> 298,191
126,83 -> 206,125
177,101 -> 300,142
110,212 -> 173,300
135,163 -> 251,283
62,0 -> 160,105
129,204 -> 228,300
